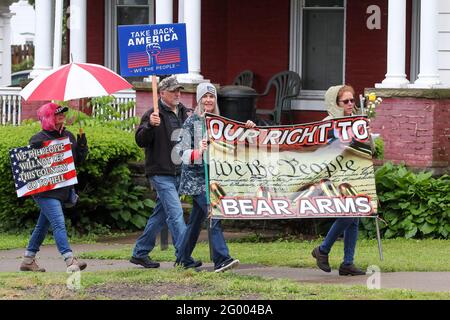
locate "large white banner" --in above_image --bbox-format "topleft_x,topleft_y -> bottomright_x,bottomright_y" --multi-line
205,114 -> 377,219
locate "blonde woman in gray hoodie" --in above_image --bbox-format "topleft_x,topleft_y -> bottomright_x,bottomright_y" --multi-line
311,84 -> 366,276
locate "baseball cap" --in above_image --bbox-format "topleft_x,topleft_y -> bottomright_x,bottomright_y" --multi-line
54,106 -> 69,114
158,75 -> 184,92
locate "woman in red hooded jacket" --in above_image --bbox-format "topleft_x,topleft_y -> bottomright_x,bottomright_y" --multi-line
20,103 -> 88,272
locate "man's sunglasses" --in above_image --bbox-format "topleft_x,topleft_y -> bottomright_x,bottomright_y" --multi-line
339,99 -> 355,105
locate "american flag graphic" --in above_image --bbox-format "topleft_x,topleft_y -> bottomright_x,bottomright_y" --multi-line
127,48 -> 181,69
10,137 -> 78,198
127,52 -> 150,69
157,48 -> 181,64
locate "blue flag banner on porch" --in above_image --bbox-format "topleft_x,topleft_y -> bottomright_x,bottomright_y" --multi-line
118,23 -> 188,77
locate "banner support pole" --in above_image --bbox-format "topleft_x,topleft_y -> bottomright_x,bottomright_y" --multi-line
152,75 -> 159,114
375,216 -> 384,261
203,119 -> 213,261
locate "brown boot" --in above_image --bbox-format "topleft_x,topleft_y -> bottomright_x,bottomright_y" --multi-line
339,263 -> 366,276
65,256 -> 87,272
20,257 -> 46,272
311,246 -> 331,272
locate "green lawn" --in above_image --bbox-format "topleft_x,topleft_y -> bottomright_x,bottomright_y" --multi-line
0,269 -> 448,300
0,233 -> 53,250
0,232 -> 121,250
1,235 -> 449,300
78,238 -> 450,272
2,231 -> 448,272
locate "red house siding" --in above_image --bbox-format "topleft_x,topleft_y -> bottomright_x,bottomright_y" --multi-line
346,0 -> 412,94
83,1 -> 416,97
290,111 -> 327,124
225,0 -> 290,94
201,0 -> 290,110
201,1 -> 229,86
371,95 -> 450,169
87,0 -> 105,65
21,101 -> 48,121
434,102 -> 450,167
345,0 -> 388,95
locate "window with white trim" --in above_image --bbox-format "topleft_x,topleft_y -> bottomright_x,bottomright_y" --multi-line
105,0 -> 154,80
290,0 -> 345,110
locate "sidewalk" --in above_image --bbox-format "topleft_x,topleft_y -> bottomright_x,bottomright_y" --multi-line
1,234 -> 449,293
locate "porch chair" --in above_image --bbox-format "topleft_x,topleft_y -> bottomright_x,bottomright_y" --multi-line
232,70 -> 254,87
256,70 -> 301,125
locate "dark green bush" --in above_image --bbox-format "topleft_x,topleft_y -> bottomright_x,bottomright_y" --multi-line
374,137 -> 384,160
12,57 -> 34,73
360,162 -> 450,239
55,98 -> 140,132
0,123 -> 153,233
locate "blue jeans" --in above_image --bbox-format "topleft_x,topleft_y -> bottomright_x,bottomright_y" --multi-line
319,218 -> 359,265
177,192 -> 231,268
132,175 -> 187,258
26,197 -> 72,257
210,218 -> 232,268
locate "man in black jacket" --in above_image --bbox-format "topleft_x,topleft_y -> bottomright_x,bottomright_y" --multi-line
130,76 -> 199,269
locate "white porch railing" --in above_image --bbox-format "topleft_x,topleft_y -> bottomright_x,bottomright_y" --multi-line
92,89 -> 137,120
0,88 -> 136,126
0,87 -> 22,125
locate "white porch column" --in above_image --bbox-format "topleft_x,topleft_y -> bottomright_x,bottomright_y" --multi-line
0,12 -> 13,86
53,0 -> 64,68
177,0 -> 204,83
413,0 -> 441,87
30,0 -> 53,78
70,0 -> 86,63
150,1 -> 173,82
156,0 -> 173,24
376,0 -> 409,88
178,0 -> 185,23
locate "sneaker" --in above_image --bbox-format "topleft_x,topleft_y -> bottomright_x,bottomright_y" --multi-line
130,256 -> 160,268
20,257 -> 46,272
174,259 -> 203,270
65,257 -> 87,272
193,260 -> 202,268
311,246 -> 331,273
214,258 -> 240,273
338,263 -> 366,276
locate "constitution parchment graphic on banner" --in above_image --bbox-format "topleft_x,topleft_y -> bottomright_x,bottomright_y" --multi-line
205,114 -> 378,219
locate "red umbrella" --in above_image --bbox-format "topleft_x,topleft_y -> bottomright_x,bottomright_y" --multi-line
20,62 -> 132,101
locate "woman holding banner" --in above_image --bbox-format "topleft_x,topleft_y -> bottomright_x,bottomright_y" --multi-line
20,103 -> 89,272
175,83 -> 255,272
311,85 -> 366,276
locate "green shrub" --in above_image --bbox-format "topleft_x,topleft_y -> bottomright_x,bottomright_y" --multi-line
360,162 -> 450,239
0,124 -> 40,231
374,137 -> 384,160
12,57 -> 34,73
0,123 -> 153,233
56,97 -> 140,132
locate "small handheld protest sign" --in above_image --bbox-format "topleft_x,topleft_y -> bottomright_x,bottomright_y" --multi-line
10,137 -> 78,197
118,23 -> 188,114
